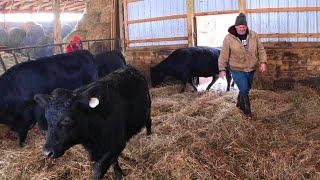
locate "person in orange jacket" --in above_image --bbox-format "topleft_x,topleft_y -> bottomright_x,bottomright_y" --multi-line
65,35 -> 82,53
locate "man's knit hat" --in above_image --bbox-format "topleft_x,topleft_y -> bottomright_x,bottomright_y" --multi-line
235,13 -> 247,26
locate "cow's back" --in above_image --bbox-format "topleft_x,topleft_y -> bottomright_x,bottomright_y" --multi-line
85,66 -> 150,139
161,47 -> 220,77
94,51 -> 126,77
0,50 -> 98,106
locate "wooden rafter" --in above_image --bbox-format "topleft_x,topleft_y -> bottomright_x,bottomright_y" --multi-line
0,0 -> 86,13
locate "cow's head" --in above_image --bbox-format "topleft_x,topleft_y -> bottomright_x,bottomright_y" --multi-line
150,66 -> 165,87
34,86 -> 106,159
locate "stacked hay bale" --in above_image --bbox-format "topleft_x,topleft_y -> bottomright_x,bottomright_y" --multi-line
0,29 -> 8,47
7,27 -> 26,48
65,0 -> 114,54
21,22 -> 53,59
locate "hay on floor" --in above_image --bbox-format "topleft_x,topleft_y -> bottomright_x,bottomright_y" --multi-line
0,85 -> 319,179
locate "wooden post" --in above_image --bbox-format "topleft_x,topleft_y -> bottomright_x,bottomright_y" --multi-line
239,0 -> 246,13
53,0 -> 62,54
186,0 -> 194,47
123,0 -> 129,50
118,0 -> 125,52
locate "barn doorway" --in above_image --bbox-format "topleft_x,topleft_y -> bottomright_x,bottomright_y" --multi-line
195,13 -> 238,91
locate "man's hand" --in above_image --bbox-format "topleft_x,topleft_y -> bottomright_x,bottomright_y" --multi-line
219,70 -> 226,79
259,63 -> 267,73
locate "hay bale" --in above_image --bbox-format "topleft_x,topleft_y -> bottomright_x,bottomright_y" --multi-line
86,23 -> 110,40
20,23 -> 53,59
0,29 -> 8,46
100,6 -> 112,23
7,27 -> 26,48
86,0 -> 110,13
21,23 -> 45,46
76,13 -> 101,31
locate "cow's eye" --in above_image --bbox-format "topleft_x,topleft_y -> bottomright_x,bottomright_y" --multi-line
60,117 -> 73,126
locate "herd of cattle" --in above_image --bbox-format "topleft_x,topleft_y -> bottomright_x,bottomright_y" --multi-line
0,46 -> 230,179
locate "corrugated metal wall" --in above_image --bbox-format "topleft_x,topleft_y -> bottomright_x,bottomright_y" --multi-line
127,0 -> 320,47
127,0 -> 187,47
247,0 -> 320,42
194,0 -> 238,12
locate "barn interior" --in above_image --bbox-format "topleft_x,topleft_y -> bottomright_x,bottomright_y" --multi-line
0,0 -> 320,179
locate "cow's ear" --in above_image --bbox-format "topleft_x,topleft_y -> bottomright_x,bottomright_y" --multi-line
77,85 -> 106,109
34,94 -> 51,108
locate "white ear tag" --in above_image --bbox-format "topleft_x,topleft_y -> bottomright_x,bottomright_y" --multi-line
89,97 -> 99,108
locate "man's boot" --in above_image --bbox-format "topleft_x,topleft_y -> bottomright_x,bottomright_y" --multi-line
236,94 -> 240,108
243,95 -> 252,119
237,95 -> 245,112
236,95 -> 244,111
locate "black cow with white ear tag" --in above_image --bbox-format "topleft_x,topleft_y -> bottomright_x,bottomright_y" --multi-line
34,65 -> 152,180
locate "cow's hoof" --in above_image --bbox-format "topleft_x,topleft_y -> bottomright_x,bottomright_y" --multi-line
19,142 -> 26,148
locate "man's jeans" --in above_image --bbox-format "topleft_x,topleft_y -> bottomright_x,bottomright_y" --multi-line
231,70 -> 255,96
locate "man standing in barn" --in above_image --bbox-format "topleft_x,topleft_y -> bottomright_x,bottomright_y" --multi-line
218,13 -> 267,119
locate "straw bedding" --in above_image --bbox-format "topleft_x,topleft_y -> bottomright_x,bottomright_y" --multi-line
0,84 -> 319,179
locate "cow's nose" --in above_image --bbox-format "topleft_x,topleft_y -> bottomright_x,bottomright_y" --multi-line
43,149 -> 54,158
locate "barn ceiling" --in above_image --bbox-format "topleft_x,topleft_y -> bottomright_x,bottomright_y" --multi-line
0,0 -> 87,13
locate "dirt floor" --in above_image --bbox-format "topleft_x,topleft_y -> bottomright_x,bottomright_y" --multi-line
0,84 -> 320,179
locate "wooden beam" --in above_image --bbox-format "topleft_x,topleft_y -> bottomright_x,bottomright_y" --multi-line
127,0 -> 144,3
53,0 -> 62,54
19,1 -> 40,10
238,0 -> 246,13
246,7 -> 320,13
118,0 -> 125,52
194,10 -> 239,17
123,0 -> 129,50
186,0 -> 194,47
128,14 -> 187,24
258,33 -> 320,38
128,36 -> 188,43
126,44 -> 188,51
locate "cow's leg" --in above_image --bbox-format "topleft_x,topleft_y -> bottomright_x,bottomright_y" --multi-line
188,77 -> 198,91
206,76 -> 218,91
180,79 -> 188,93
180,73 -> 190,93
226,70 -> 232,91
93,151 -> 114,180
145,95 -> 152,136
191,77 -> 199,87
146,117 -> 152,136
113,158 -> 124,180
16,130 -> 28,147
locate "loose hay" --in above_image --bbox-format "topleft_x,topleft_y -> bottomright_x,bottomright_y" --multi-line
0,85 -> 320,179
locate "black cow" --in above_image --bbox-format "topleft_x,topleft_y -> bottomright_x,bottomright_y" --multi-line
94,50 -> 126,77
34,66 -> 152,180
0,50 -> 98,146
150,46 -> 232,92
37,50 -> 126,132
